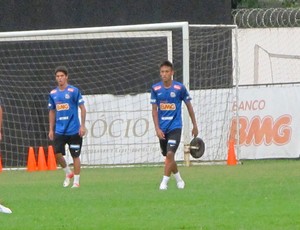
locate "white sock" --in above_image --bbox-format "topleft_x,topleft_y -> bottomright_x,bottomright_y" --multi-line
63,166 -> 72,175
74,175 -> 80,184
174,172 -> 183,182
161,175 -> 170,184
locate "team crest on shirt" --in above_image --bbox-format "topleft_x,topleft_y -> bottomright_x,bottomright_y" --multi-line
65,94 -> 70,99
170,92 -> 176,98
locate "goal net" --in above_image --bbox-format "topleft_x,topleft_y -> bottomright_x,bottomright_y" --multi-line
237,28 -> 300,85
0,22 -> 237,168
254,44 -> 300,84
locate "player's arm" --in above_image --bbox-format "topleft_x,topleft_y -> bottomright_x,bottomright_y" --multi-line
185,101 -> 198,137
0,105 -> 3,141
78,104 -> 86,137
48,109 -> 56,141
152,104 -> 165,139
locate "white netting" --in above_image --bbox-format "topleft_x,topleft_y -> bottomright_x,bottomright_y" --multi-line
0,23 -> 236,168
237,27 -> 300,85
189,26 -> 237,161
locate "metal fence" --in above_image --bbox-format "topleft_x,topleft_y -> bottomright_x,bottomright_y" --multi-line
232,8 -> 300,28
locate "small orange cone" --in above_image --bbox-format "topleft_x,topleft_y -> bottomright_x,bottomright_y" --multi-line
27,147 -> 37,172
0,154 -> 3,172
227,139 -> 237,165
47,145 -> 57,170
37,146 -> 48,171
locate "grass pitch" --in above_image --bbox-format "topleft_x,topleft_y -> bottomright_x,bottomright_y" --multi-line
0,160 -> 300,229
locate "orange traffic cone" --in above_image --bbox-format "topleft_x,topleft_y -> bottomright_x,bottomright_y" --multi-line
37,146 -> 48,171
47,145 -> 57,170
227,139 -> 237,165
0,154 -> 3,172
27,146 -> 37,172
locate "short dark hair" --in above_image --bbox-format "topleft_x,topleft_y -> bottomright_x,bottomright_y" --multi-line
55,66 -> 68,75
160,60 -> 173,69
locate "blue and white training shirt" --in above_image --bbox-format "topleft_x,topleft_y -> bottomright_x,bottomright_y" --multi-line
150,80 -> 191,133
48,84 -> 84,135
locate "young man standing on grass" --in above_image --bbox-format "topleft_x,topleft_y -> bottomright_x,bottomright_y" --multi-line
150,60 -> 198,190
0,100 -> 12,214
48,66 -> 86,188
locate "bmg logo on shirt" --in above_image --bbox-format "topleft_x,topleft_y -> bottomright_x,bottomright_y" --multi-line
56,103 -> 70,111
160,103 -> 176,110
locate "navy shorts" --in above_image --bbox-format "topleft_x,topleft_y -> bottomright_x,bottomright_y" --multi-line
54,134 -> 82,158
159,128 -> 182,156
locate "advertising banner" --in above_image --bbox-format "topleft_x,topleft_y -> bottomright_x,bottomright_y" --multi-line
230,85 -> 300,159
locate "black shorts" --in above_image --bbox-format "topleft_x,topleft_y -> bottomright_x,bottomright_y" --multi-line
54,134 -> 82,158
159,128 -> 182,156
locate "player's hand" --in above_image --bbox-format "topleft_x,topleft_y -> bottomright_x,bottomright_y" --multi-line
48,130 -> 54,141
79,125 -> 86,137
156,128 -> 165,139
192,126 -> 198,137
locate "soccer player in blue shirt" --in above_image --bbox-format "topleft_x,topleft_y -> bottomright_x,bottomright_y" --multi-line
151,60 -> 198,190
0,100 -> 12,214
48,66 -> 86,188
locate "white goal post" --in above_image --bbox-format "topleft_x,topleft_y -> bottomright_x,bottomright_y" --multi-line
0,22 -> 238,168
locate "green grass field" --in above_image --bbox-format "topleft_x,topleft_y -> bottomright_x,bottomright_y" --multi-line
1,160 -> 300,229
